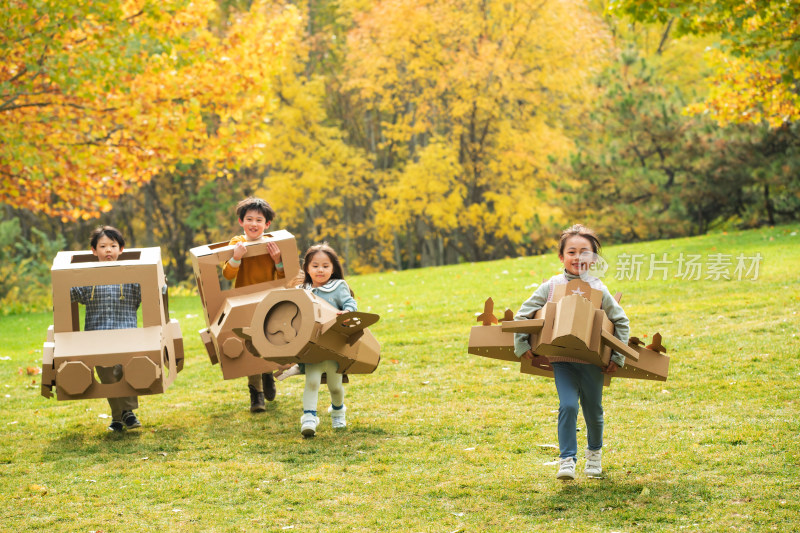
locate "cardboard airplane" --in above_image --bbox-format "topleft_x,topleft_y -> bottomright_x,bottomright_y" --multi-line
468,279 -> 669,386
189,230 -> 380,380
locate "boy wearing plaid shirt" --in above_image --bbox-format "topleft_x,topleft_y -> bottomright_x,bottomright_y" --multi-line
70,226 -> 142,432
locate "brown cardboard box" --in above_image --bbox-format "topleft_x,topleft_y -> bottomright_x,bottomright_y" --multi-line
41,247 -> 184,400
189,230 -> 380,379
467,282 -> 669,385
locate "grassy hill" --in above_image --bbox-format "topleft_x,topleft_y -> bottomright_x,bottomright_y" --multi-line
1,224 -> 799,531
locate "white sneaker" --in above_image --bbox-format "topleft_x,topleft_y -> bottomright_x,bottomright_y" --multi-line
556,457 -> 576,480
300,413 -> 319,437
585,448 -> 602,477
328,405 -> 347,429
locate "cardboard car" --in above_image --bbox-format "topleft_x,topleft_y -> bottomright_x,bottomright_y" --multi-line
41,247 -> 184,400
189,230 -> 380,380
468,279 -> 669,386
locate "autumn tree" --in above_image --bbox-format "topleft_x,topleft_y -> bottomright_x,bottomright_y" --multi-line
561,48 -> 800,240
343,0 -> 611,267
1,0 -> 302,220
609,0 -> 800,127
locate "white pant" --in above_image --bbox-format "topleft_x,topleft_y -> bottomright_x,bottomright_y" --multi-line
303,360 -> 344,412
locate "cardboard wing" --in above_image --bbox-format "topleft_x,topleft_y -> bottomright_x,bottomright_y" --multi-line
240,288 -> 381,375
41,247 -> 184,400
467,296 -> 669,385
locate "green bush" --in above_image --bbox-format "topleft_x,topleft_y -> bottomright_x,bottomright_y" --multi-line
0,218 -> 65,315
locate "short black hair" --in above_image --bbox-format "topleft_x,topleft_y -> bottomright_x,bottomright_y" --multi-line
89,225 -> 125,249
236,197 -> 275,222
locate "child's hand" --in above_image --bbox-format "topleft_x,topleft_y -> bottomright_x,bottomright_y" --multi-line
267,241 -> 282,266
523,351 -> 551,370
233,242 -> 247,261
336,310 -> 351,325
603,361 -> 619,374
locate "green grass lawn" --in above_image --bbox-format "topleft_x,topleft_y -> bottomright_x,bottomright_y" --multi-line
1,224 -> 799,532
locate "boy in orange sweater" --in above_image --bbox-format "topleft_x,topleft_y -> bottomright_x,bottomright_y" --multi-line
222,197 -> 285,412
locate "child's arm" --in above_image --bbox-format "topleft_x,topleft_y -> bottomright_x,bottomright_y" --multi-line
267,241 -> 284,280
513,283 -> 550,357
70,286 -> 85,304
601,289 -> 630,368
222,237 -> 245,280
333,282 -> 358,312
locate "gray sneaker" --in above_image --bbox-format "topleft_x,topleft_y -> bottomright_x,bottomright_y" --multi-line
301,413 -> 319,437
585,448 -> 602,477
556,457 -> 576,480
328,405 -> 347,429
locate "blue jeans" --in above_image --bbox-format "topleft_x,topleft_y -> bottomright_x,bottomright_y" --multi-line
552,362 -> 604,460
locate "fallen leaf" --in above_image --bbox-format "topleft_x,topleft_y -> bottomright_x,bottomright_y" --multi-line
28,484 -> 47,495
27,367 -> 41,375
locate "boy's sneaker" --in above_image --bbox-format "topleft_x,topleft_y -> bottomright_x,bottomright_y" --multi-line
585,448 -> 603,477
262,373 -> 276,402
556,457 -> 576,480
107,420 -> 124,433
121,411 -> 141,429
249,384 -> 266,412
300,413 -> 319,438
328,405 -> 347,429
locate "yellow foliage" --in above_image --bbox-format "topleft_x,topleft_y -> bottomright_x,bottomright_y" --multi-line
346,0 -> 610,261
1,0 -> 303,221
686,52 -> 800,128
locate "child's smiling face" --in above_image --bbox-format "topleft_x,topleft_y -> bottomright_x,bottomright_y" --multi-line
92,235 -> 123,262
307,251 -> 334,287
559,235 -> 595,276
239,208 -> 270,241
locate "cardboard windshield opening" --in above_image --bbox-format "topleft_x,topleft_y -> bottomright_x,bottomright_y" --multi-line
70,251 -> 142,263
68,285 -> 145,330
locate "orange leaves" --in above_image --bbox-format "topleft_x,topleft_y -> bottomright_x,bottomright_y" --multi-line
1,0 -> 302,220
